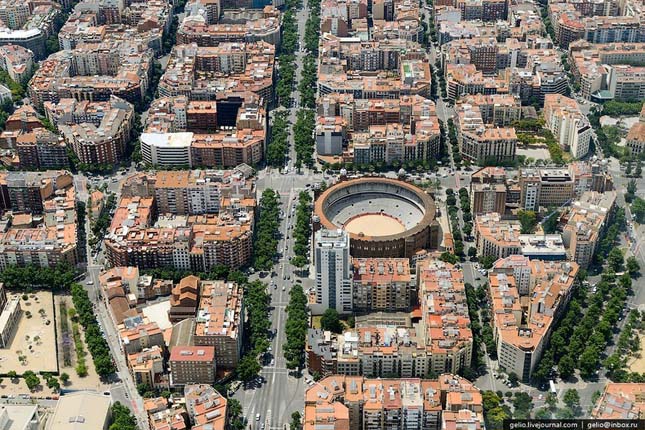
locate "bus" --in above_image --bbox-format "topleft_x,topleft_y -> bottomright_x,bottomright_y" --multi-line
549,380 -> 557,395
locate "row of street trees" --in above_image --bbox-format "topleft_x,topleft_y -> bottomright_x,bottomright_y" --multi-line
267,110 -> 290,167
531,202 -> 634,382
275,0 -> 299,106
236,280 -> 271,382
294,109 -> 315,168
0,263 -> 76,290
298,0 -> 320,108
253,189 -> 281,270
284,285 -> 308,370
292,191 -> 313,269
70,283 -> 115,377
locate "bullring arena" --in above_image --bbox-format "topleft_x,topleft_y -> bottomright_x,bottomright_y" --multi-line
314,177 -> 439,258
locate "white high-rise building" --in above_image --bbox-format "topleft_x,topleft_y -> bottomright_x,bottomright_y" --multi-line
543,94 -> 592,159
312,229 -> 352,315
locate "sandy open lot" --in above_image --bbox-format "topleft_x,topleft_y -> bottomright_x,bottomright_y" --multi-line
517,147 -> 551,161
344,213 -> 405,236
627,335 -> 645,373
0,292 -> 57,374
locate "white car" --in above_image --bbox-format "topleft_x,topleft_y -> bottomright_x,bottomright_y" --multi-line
256,414 -> 261,421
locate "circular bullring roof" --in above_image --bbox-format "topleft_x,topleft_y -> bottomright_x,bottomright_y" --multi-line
314,177 -> 435,242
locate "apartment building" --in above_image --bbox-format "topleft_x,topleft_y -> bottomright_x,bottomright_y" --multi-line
455,103 -> 517,165
471,183 -> 506,215
519,168 -> 575,211
608,65 -> 645,101
15,129 -> 68,170
169,346 -> 216,386
178,6 -> 281,46
519,235 -> 567,261
474,213 -> 522,260
490,254 -> 532,295
48,97 -> 135,165
2,170 -> 73,214
543,94 -> 592,159
0,44 -> 33,84
127,345 -> 167,390
118,315 -> 165,355
105,186 -> 255,272
0,292 -> 21,348
489,259 -> 578,381
312,229 -> 353,315
592,383 -> 645,419
153,171 -> 221,215
551,4 -> 645,49
304,374 -> 483,430
194,280 -> 244,368
569,41 -> 645,100
418,259 -> 473,375
308,325 -> 430,378
0,0 -> 59,59
143,94 -> 266,168
562,191 -> 617,268
1,105 -> 42,143
460,94 -> 522,127
158,42 -> 274,104
0,179 -> 78,269
184,385 -> 227,430
28,41 -> 153,110
146,400 -> 189,430
351,258 -> 415,312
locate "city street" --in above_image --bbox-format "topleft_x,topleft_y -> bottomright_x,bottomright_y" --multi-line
232,0 -> 318,428
71,162 -> 148,428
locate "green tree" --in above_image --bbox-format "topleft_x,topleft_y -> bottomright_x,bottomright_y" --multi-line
535,408 -> 552,419
482,391 -> 501,411
626,256 -> 641,277
480,255 -> 496,269
508,372 -> 519,386
608,248 -> 624,272
558,355 -> 575,379
7,370 -> 17,379
579,346 -> 600,379
320,308 -> 344,333
237,354 -> 261,382
486,406 -> 511,430
543,210 -> 560,234
626,179 -> 637,203
546,393 -> 558,410
632,197 -> 645,223
563,389 -> 580,411
517,210 -> 537,234
512,392 -> 533,419
109,402 -> 137,430
439,251 -> 458,265
290,411 -> 302,430
468,246 -> 477,258
23,371 -> 40,391
228,398 -> 246,430
47,377 -> 60,391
